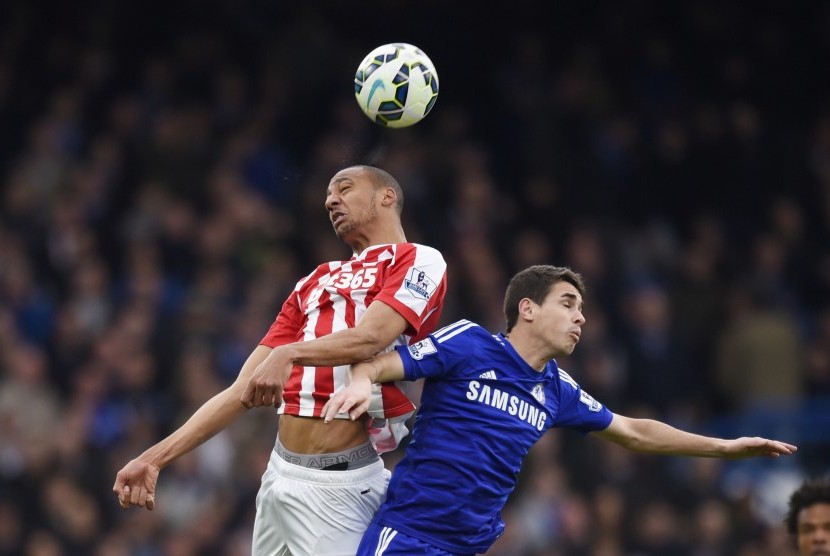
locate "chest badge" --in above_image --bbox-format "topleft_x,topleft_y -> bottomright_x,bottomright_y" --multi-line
531,383 -> 545,404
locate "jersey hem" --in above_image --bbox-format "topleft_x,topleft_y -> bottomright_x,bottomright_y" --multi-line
378,401 -> 416,419
279,401 -> 415,420
258,339 -> 290,349
377,518 -> 492,554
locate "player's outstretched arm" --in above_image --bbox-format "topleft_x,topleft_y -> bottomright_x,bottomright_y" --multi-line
242,301 -> 409,408
322,350 -> 406,422
113,345 -> 272,510
591,414 -> 797,459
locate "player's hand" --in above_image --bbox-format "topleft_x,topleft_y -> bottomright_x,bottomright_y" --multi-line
241,347 -> 293,408
113,459 -> 160,510
322,377 -> 373,423
723,437 -> 798,459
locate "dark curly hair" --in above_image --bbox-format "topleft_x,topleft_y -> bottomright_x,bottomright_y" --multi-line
785,477 -> 830,535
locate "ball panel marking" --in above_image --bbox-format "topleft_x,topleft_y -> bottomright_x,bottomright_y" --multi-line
354,43 -> 439,128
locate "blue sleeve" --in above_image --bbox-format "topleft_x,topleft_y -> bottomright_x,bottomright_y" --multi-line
397,320 -> 477,381
554,369 -> 613,433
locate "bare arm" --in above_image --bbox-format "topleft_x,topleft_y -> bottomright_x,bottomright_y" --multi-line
591,414 -> 797,459
242,301 -> 409,408
322,350 -> 406,422
113,345 -> 272,510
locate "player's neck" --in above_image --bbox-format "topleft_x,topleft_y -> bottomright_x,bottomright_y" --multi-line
346,222 -> 407,253
503,333 -> 550,372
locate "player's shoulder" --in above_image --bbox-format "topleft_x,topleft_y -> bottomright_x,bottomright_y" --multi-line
431,319 -> 491,345
408,241 -> 442,252
404,319 -> 487,363
402,242 -> 446,260
556,367 -> 581,390
295,260 -> 342,286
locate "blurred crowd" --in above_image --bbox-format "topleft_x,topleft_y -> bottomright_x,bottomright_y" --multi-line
1,1 -> 829,555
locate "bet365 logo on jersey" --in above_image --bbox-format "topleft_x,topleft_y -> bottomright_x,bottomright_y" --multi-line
307,267 -> 379,305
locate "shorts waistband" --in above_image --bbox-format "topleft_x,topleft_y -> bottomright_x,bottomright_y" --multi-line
275,437 -> 379,471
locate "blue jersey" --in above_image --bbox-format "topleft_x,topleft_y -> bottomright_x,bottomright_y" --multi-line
373,319 -> 614,554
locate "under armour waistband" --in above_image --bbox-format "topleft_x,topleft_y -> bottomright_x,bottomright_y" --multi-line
275,437 -> 380,471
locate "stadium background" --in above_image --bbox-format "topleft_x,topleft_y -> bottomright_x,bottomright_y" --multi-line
1,0 -> 829,554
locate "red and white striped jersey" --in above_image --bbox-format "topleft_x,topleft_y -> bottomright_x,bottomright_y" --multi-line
260,242 -> 447,450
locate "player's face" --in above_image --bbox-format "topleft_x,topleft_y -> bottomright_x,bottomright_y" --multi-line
325,168 -> 379,239
535,281 -> 585,356
797,502 -> 830,556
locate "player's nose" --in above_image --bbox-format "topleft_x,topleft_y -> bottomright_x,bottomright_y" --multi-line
325,193 -> 340,211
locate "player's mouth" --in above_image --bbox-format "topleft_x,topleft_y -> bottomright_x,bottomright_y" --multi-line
330,211 -> 347,227
568,330 -> 581,342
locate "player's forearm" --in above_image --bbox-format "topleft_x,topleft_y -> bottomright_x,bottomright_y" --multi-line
142,346 -> 269,467
139,388 -> 248,468
277,301 -> 409,367
599,417 -> 729,457
350,351 -> 405,383
322,352 -> 406,423
279,329 -> 390,367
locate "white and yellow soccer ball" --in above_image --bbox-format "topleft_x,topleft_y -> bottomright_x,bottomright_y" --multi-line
354,43 -> 439,128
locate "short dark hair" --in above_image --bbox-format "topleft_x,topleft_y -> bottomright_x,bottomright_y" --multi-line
360,165 -> 404,215
503,265 -> 586,332
785,477 -> 830,535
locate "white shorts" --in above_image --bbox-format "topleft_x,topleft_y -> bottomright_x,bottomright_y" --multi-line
252,446 -> 390,556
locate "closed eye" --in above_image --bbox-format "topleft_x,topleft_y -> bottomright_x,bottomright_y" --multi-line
560,292 -> 582,311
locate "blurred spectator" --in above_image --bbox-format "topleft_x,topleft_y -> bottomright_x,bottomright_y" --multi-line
0,500 -> 23,556
621,276 -> 696,415
785,477 -> 830,556
0,342 -> 62,479
715,283 -> 803,412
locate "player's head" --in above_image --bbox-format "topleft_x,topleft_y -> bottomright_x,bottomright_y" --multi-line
504,265 -> 586,354
325,165 -> 405,246
785,477 -> 830,556
504,266 -> 586,331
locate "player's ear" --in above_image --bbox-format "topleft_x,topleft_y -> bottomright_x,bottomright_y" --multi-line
379,186 -> 397,208
518,298 -> 534,323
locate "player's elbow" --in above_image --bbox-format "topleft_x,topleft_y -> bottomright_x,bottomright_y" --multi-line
349,329 -> 391,361
618,420 -> 670,454
619,434 -> 649,452
604,416 -> 651,452
354,336 -> 392,362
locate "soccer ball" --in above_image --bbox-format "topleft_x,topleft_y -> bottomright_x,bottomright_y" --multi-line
354,43 -> 439,128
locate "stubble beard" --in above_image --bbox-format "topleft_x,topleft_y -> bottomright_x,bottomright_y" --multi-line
334,199 -> 377,240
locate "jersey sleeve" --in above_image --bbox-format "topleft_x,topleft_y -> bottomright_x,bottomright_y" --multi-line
259,291 -> 304,348
553,368 -> 614,433
374,244 -> 447,340
395,320 -> 477,381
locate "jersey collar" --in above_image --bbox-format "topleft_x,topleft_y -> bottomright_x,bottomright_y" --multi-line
496,333 -> 556,382
352,243 -> 397,260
